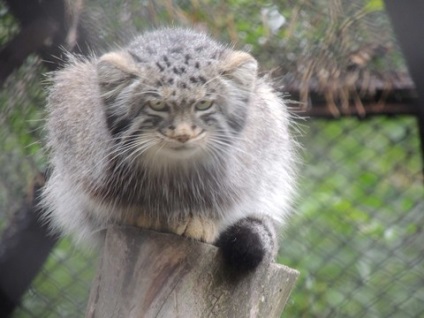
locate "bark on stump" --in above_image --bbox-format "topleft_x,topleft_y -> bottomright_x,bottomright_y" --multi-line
86,226 -> 299,318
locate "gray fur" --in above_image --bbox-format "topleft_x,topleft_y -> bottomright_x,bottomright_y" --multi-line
42,28 -> 298,260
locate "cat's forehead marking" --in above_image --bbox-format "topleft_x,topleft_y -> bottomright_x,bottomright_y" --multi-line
138,64 -> 220,103
160,86 -> 205,101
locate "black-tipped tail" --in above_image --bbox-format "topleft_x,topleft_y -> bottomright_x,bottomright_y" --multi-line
216,217 -> 275,272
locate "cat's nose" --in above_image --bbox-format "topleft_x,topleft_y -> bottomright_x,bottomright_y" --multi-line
170,122 -> 194,143
175,134 -> 190,143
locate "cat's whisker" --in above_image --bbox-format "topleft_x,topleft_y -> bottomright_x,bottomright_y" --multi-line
207,135 -> 253,158
148,141 -> 169,170
101,139 -> 147,166
131,139 -> 158,160
202,143 -> 223,164
124,139 -> 157,167
97,136 -> 156,173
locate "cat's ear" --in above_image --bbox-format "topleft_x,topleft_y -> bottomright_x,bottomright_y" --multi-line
96,51 -> 138,98
220,51 -> 258,89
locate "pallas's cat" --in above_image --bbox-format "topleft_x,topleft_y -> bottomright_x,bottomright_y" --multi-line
42,28 -> 298,270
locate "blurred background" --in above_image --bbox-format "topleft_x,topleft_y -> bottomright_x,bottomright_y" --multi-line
0,0 -> 423,317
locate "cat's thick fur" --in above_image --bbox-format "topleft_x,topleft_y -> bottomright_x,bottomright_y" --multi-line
42,28 -> 298,270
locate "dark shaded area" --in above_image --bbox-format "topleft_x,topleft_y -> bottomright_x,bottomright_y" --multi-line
0,0 -> 92,86
0,0 -> 94,316
0,173 -> 58,316
385,0 -> 424,171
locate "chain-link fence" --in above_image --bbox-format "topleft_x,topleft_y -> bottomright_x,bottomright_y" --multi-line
1,1 -> 423,317
282,116 -> 424,317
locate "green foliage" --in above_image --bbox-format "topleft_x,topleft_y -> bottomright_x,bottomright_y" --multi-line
0,2 -> 19,43
0,1 -> 420,317
280,117 -> 424,317
13,240 -> 96,318
365,0 -> 384,13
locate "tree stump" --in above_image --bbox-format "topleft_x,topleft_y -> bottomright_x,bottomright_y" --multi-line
86,226 -> 299,318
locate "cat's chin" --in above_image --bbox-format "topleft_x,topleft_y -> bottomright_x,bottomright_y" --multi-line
142,145 -> 205,166
161,145 -> 202,160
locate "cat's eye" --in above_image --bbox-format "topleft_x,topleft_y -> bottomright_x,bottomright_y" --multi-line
195,100 -> 214,111
147,100 -> 168,111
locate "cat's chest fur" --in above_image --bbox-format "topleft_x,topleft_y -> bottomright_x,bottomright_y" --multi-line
85,154 -> 244,217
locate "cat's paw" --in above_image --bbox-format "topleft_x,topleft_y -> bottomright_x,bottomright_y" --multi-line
216,217 -> 274,271
134,214 -> 161,230
170,217 -> 218,243
133,215 -> 218,243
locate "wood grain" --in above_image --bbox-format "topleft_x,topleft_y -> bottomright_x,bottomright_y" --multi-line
86,226 -> 299,318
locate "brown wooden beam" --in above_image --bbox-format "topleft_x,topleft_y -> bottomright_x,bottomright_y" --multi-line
293,101 -> 418,118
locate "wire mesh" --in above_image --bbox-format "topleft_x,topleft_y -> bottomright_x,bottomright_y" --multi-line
280,116 -> 424,317
13,241 -> 96,318
0,0 -> 423,317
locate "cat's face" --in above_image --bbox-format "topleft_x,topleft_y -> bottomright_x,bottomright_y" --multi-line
97,48 -> 258,167
123,92 -> 227,163
107,78 -> 237,166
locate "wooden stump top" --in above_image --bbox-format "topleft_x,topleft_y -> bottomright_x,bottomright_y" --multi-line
86,226 -> 299,318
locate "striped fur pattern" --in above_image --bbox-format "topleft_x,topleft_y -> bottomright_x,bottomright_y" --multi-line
42,28 -> 298,270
